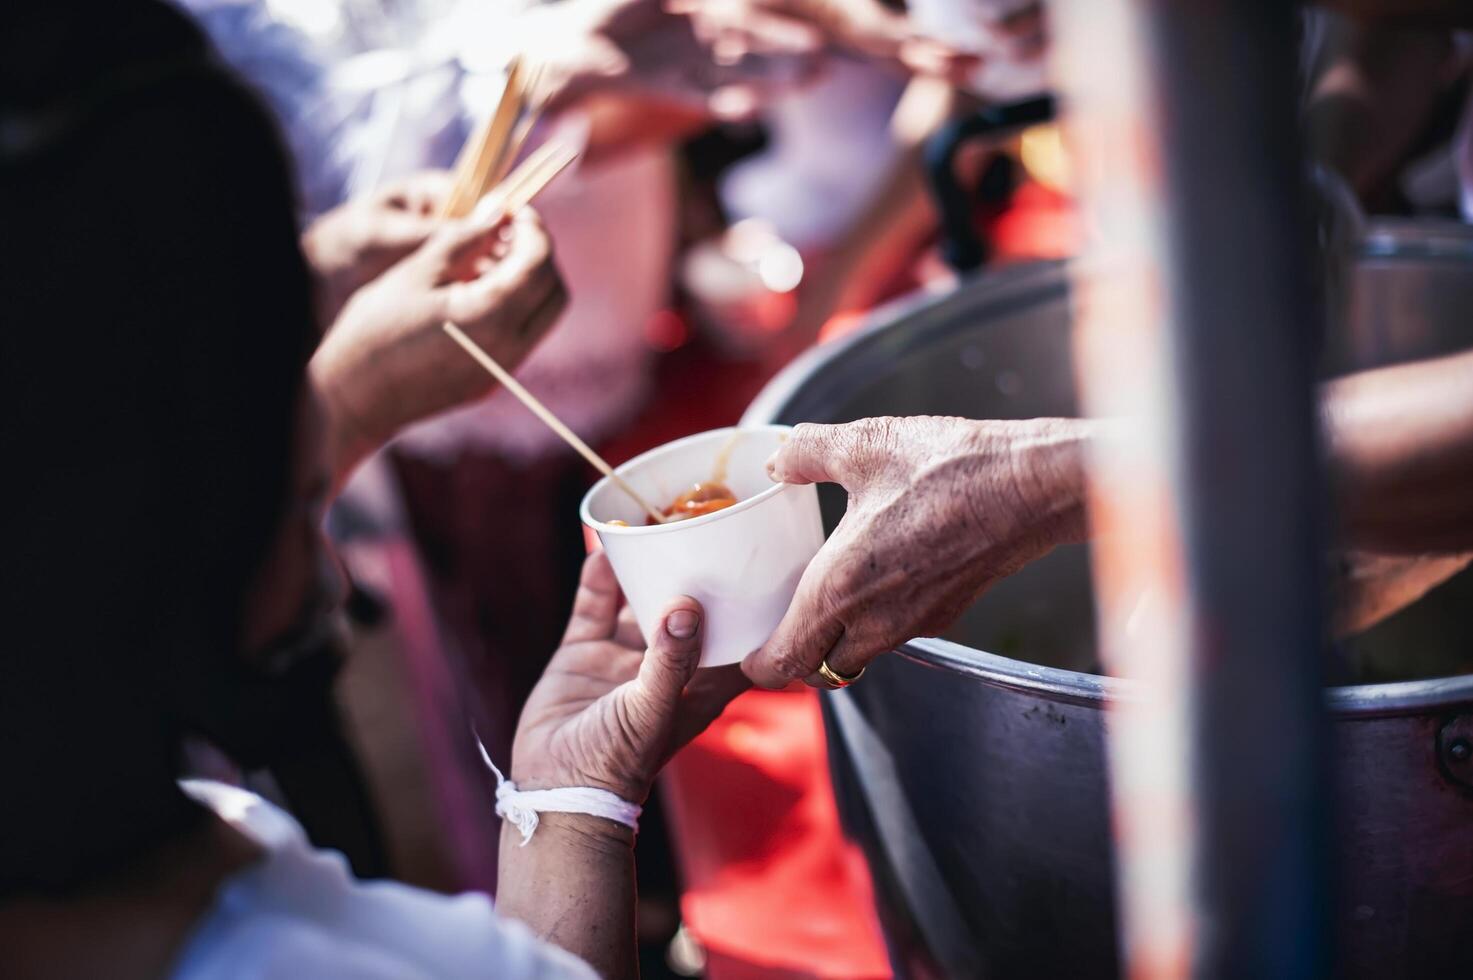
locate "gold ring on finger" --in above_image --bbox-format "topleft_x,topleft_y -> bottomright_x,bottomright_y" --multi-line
817,658 -> 865,689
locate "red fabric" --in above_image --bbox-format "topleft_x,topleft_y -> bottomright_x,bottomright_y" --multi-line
989,181 -> 1077,262
662,688 -> 891,979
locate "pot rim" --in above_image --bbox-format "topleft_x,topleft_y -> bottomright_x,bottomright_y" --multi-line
900,637 -> 1473,718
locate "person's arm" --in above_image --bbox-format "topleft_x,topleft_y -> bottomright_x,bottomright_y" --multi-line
523,0 -> 976,136
493,553 -> 749,978
524,0 -> 826,126
743,350 -> 1473,687
784,76 -> 964,349
495,817 -> 638,978
1322,348 -> 1473,553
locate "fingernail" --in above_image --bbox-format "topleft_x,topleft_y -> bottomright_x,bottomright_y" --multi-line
765,449 -> 781,480
666,609 -> 700,639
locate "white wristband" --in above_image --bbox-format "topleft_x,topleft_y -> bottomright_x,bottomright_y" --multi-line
475,735 -> 642,846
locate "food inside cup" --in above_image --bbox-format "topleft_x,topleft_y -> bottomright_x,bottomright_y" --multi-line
649,482 -> 739,523
581,425 -> 821,667
603,482 -> 742,528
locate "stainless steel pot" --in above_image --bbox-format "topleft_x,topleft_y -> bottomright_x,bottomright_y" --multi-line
743,259 -> 1473,979
1323,173 -> 1473,374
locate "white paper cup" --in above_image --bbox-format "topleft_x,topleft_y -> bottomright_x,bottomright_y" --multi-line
579,425 -> 824,668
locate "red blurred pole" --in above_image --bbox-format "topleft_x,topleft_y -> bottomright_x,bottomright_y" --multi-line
1052,2 -> 1331,978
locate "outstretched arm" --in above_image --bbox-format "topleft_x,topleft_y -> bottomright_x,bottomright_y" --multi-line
745,348 -> 1473,686
1322,348 -> 1473,553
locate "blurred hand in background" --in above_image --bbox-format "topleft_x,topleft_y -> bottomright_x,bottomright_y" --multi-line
310,207 -> 566,486
302,171 -> 454,325
524,0 -> 981,125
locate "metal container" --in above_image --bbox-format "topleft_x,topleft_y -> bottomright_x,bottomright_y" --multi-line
1327,202 -> 1473,374
743,261 -> 1473,979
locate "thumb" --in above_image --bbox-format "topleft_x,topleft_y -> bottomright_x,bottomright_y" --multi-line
766,420 -> 879,487
633,598 -> 705,712
742,546 -> 845,688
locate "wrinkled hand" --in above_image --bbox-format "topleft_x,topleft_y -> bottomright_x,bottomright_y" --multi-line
512,551 -> 750,803
309,207 -> 566,484
301,172 -> 454,325
743,416 -> 1092,689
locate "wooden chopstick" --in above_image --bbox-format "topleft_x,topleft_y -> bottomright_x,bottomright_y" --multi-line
444,110 -> 495,218
489,60 -> 547,189
442,323 -> 668,524
469,61 -> 527,205
443,57 -> 527,219
436,67 -> 613,516
486,140 -> 577,217
495,117 -> 538,192
442,138 -> 650,519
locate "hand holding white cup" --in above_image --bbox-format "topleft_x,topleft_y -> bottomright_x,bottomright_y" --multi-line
580,425 -> 824,668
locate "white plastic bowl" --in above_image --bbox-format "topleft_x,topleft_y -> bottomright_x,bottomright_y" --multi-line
579,425 -> 824,667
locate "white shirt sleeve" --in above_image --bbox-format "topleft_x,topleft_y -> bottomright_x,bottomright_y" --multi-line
170,781 -> 598,980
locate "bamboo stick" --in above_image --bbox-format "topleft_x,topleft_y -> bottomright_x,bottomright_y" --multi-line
441,323 -> 667,524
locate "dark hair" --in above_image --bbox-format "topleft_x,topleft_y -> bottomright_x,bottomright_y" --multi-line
0,1 -> 315,892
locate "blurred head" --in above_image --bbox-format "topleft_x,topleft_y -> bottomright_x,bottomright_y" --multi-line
0,0 -> 331,894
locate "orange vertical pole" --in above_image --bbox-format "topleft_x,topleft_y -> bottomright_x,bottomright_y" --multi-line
1051,2 -> 1331,977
